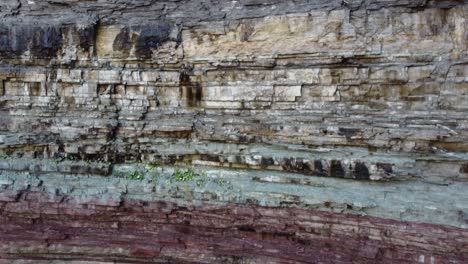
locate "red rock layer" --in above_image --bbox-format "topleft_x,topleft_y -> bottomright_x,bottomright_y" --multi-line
0,191 -> 466,263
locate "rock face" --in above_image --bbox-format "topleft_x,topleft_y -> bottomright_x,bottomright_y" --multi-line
0,0 -> 467,263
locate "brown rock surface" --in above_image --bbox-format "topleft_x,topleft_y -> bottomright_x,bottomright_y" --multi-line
0,0 -> 467,263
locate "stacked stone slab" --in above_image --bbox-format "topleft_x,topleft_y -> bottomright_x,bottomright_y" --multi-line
0,0 -> 467,263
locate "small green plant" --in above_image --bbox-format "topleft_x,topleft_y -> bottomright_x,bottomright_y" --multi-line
0,153 -> 9,159
172,168 -> 196,182
53,157 -> 65,165
116,169 -> 145,181
148,163 -> 159,171
196,179 -> 204,187
128,170 -> 145,180
218,177 -> 226,184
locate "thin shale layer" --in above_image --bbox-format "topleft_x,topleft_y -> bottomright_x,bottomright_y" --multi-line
0,0 -> 467,263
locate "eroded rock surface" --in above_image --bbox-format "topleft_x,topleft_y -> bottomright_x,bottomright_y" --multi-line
0,0 -> 467,263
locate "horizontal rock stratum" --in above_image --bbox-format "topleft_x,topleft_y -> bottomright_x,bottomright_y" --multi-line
0,0 -> 467,263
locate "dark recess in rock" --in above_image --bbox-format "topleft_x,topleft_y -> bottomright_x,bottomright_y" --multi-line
180,71 -> 203,107
0,81 -> 4,96
354,162 -> 370,180
377,163 -> 394,175
134,23 -> 171,57
0,25 -> 62,58
314,160 -> 327,176
460,164 -> 468,174
330,160 -> 345,178
338,127 -> 361,139
260,157 -> 275,168
113,27 -> 133,57
77,24 -> 97,53
282,157 -> 305,172
112,22 -> 172,58
200,154 -> 220,162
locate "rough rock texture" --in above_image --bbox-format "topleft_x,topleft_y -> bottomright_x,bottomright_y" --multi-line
0,0 -> 467,263
0,168 -> 467,263
1,187 -> 467,263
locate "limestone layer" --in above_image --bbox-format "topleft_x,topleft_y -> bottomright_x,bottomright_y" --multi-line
0,0 -> 467,263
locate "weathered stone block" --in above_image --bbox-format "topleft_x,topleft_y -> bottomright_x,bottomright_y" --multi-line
98,70 -> 121,84
369,67 -> 408,84
274,85 -> 302,102
408,65 -> 435,82
4,82 -> 26,96
204,85 -> 273,102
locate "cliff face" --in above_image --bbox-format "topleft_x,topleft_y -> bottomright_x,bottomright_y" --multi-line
0,0 -> 467,263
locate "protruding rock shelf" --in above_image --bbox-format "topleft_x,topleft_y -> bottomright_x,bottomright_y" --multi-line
0,0 -> 467,263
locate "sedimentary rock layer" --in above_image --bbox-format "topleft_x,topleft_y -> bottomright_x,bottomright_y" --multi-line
0,0 -> 467,263
0,171 -> 467,263
1,195 -> 467,264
